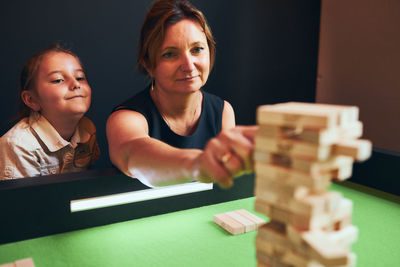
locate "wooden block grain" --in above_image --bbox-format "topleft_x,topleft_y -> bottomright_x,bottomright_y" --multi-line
0,259 -> 35,267
214,213 -> 245,235
214,210 -> 265,235
14,259 -> 35,267
235,209 -> 266,228
258,121 -> 363,145
225,211 -> 256,232
333,139 -> 372,161
257,102 -> 359,130
257,103 -> 339,129
255,162 -> 332,192
256,135 -> 332,161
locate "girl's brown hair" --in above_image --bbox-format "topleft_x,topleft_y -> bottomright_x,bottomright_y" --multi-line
137,0 -> 216,76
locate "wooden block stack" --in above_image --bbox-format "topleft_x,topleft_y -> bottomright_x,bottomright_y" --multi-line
254,102 -> 372,267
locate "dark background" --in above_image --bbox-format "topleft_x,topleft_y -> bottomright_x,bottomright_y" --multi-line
0,0 -> 320,168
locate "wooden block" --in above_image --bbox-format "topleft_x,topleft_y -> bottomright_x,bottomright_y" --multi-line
331,164 -> 354,181
255,199 -> 292,225
340,121 -> 363,139
255,135 -> 332,161
287,102 -> 359,128
255,149 -> 355,181
255,241 -> 321,267
225,211 -> 256,232
258,121 -> 363,145
257,261 -> 272,267
235,209 -> 266,228
255,192 -> 349,231
255,162 -> 332,192
291,155 -> 354,180
333,139 -> 372,161
257,102 -> 359,129
256,250 -> 292,267
14,259 -> 35,267
281,248 -> 325,267
214,210 -> 264,234
290,191 -> 342,217
257,224 -> 290,249
214,213 -> 245,235
301,230 -> 351,266
254,151 -> 292,168
327,225 -> 358,246
255,176 -> 309,204
258,124 -> 339,145
257,103 -> 339,129
256,189 -> 342,219
0,259 -> 35,267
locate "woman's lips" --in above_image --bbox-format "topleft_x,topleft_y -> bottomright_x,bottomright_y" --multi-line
176,76 -> 198,81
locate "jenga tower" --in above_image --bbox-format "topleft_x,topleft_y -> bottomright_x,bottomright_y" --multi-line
254,102 -> 372,267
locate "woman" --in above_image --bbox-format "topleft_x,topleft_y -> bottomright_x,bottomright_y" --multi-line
107,0 -> 256,188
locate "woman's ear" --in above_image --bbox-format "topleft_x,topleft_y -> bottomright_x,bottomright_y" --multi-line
143,61 -> 153,78
21,90 -> 41,112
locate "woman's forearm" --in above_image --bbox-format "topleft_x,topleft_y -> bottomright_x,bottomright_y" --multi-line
112,137 -> 203,187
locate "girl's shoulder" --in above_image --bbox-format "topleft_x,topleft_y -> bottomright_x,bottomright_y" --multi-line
0,118 -> 41,151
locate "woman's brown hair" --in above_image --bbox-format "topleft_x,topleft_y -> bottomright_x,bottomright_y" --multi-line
137,0 -> 216,76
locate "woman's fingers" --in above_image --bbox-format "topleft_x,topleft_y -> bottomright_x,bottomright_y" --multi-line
218,128 -> 255,173
197,125 -> 258,188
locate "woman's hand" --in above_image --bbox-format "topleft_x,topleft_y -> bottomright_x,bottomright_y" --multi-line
195,125 -> 258,188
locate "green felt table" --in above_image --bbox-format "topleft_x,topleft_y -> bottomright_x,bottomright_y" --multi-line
0,183 -> 399,267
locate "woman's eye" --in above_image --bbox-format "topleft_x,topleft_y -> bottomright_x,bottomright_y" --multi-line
162,52 -> 176,59
192,47 -> 204,54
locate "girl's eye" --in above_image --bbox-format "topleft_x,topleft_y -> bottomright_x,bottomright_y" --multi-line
76,77 -> 86,81
51,79 -> 63,84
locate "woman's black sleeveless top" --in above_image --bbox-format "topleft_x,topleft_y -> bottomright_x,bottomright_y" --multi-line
112,89 -> 224,149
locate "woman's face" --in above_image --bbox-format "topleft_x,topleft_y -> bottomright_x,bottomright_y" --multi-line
152,19 -> 210,95
33,52 -> 91,120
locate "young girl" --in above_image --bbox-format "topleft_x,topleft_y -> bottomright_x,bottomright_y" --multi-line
0,44 -> 100,179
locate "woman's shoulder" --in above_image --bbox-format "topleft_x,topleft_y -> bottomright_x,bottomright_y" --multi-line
202,90 -> 225,110
113,88 -> 151,113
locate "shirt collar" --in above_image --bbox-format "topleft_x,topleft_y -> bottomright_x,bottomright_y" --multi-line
29,113 -> 95,152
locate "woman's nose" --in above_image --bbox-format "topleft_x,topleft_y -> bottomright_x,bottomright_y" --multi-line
180,53 -> 195,72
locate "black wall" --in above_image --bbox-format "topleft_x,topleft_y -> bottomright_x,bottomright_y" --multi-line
0,0 -> 320,168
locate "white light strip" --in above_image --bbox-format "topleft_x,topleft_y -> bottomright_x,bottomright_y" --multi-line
70,182 -> 213,212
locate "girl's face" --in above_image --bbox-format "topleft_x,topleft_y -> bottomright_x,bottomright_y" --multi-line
151,19 -> 210,95
33,52 -> 91,120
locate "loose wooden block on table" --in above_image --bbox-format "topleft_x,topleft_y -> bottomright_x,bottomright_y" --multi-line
225,211 -> 256,232
214,213 -> 245,235
235,209 -> 266,228
0,259 -> 35,267
213,209 -> 266,235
